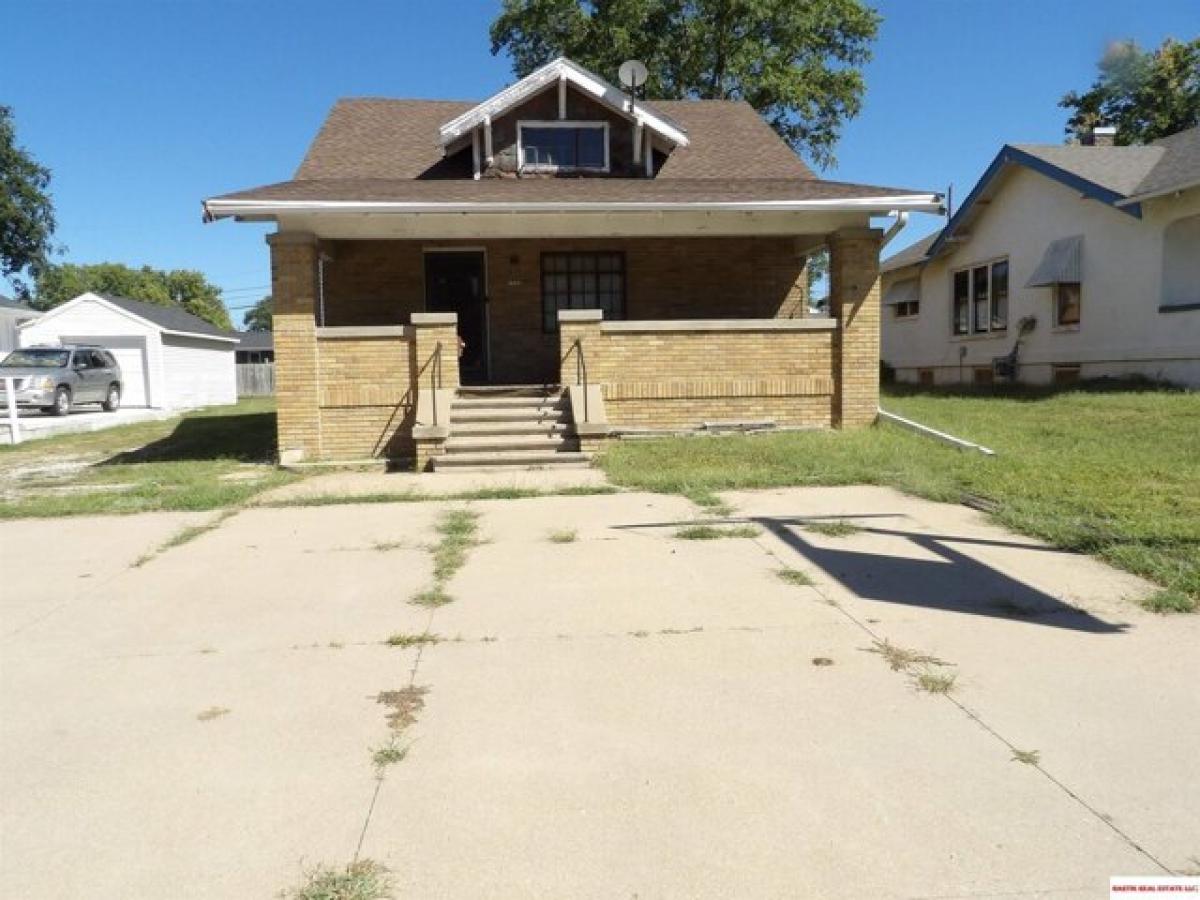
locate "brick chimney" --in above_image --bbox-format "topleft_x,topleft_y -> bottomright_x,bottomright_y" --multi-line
1082,125 -> 1117,147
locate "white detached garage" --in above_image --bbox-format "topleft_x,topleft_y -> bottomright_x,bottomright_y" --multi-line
19,292 -> 238,409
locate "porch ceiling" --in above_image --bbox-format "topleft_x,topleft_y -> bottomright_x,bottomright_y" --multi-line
271,208 -> 877,241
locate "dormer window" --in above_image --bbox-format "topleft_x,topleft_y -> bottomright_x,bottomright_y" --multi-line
518,121 -> 609,172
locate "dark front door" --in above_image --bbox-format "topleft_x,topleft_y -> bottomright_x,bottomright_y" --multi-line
424,251 -> 488,384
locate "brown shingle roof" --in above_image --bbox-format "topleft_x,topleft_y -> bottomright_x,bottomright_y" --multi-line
293,97 -> 815,182
207,93 -> 938,214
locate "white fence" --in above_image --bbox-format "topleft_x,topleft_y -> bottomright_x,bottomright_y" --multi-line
2,377 -> 22,443
236,363 -> 275,397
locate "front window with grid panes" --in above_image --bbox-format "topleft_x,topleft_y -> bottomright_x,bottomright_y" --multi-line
541,252 -> 625,332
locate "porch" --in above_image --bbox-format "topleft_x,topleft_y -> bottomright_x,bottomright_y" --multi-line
268,229 -> 883,469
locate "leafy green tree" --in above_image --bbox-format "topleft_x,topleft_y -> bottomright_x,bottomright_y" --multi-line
1,106 -> 57,297
33,262 -> 232,330
243,295 -> 274,332
490,0 -> 880,168
1060,38 -> 1200,145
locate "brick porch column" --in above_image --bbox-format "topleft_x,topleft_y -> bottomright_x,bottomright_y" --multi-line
558,310 -> 609,451
557,309 -> 603,383
829,227 -> 883,428
268,231 -> 320,463
410,312 -> 461,392
411,312 -> 459,471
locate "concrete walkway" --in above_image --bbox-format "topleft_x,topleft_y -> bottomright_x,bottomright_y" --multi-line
0,406 -> 176,444
1,487 -> 1196,898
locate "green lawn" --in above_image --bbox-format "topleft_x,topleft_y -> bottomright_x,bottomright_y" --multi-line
0,398 -> 297,518
600,383 -> 1200,613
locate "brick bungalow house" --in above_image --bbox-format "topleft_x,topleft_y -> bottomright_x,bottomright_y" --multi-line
204,58 -> 941,469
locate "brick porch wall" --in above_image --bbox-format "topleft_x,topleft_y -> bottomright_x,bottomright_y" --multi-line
560,318 -> 836,429
319,236 -> 809,384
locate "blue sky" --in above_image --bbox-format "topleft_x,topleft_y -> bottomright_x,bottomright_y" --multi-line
5,0 -> 1196,326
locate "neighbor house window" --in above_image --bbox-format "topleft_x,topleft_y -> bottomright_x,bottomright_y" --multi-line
952,259 -> 1008,336
1055,282 -> 1081,326
519,122 -> 608,171
541,252 -> 625,332
1053,364 -> 1081,384
1161,214 -> 1200,310
894,300 -> 919,318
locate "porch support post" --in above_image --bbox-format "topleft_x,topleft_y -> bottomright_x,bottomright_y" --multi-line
411,311 -> 460,471
471,128 -> 481,179
633,120 -> 643,166
267,231 -> 321,464
829,226 -> 883,428
558,74 -> 567,119
643,129 -> 653,177
483,114 -> 494,168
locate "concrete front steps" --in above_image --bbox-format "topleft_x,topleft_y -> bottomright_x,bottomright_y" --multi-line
431,385 -> 592,471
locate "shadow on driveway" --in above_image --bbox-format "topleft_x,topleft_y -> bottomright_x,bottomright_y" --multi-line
620,512 -> 1127,634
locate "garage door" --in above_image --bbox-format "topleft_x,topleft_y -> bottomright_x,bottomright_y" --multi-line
63,335 -> 150,407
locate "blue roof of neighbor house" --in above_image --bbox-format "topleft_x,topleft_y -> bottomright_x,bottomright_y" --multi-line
924,125 -> 1200,263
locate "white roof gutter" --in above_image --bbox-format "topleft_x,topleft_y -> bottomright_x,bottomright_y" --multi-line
204,194 -> 944,221
1115,180 -> 1199,207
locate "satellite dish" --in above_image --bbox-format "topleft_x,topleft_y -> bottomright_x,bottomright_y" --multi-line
618,59 -> 649,90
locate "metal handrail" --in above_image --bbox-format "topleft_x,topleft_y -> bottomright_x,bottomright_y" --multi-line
573,338 -> 589,423
431,341 -> 443,425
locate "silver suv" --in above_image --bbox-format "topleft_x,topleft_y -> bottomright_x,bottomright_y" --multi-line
0,345 -> 123,415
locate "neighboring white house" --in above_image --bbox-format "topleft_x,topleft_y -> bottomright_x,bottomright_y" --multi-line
881,125 -> 1200,387
19,292 -> 239,409
1,295 -> 41,354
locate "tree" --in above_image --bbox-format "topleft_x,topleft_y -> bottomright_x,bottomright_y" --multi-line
1,106 -> 57,297
33,262 -> 233,330
1060,38 -> 1200,145
244,295 -> 274,332
490,0 -> 880,168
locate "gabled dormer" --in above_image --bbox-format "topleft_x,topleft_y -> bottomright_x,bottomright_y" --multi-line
437,57 -> 689,179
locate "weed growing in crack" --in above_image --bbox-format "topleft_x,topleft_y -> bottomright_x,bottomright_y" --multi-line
547,528 -> 578,544
867,639 -> 946,672
132,508 -> 238,568
916,670 -> 957,694
385,632 -> 442,649
409,585 -> 453,608
684,488 -> 734,517
802,519 -> 860,538
196,706 -> 230,722
1011,748 -> 1041,765
674,524 -> 760,540
371,736 -> 409,773
284,859 -> 392,900
431,508 -> 480,576
867,639 -> 958,696
775,567 -> 813,587
376,686 -> 428,731
408,508 -> 482,606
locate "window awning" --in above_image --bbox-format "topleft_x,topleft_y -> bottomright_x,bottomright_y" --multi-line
1026,235 -> 1083,287
883,277 -> 920,306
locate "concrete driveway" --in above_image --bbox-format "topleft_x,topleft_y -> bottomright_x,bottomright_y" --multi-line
1,485 -> 1197,898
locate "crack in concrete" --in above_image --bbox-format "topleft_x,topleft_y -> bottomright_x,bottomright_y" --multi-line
352,596 -> 440,863
747,524 -> 1176,876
